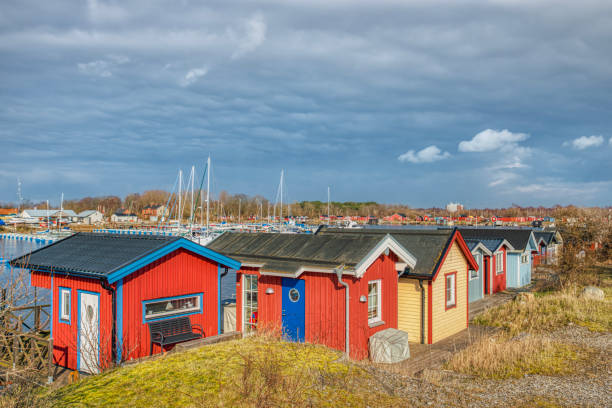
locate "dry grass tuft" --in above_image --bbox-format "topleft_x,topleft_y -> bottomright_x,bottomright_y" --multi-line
474,285 -> 612,335
445,335 -> 587,379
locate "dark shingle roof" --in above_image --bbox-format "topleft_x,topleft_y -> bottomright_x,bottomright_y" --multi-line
207,232 -> 389,273
10,232 -> 179,277
534,231 -> 556,246
465,238 -> 504,253
316,227 -> 454,277
457,228 -> 533,251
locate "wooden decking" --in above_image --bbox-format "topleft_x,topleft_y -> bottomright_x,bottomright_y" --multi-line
388,290 -> 520,376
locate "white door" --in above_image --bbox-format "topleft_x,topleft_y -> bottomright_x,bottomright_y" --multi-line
78,291 -> 100,374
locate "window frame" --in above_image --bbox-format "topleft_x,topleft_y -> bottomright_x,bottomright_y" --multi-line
141,293 -> 203,323
445,272 -> 457,310
521,253 -> 528,263
470,253 -> 480,281
59,287 -> 71,324
494,251 -> 504,275
367,280 -> 382,325
242,274 -> 259,334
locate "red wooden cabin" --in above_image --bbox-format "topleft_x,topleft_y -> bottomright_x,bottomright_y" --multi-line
208,233 -> 417,359
11,233 -> 240,373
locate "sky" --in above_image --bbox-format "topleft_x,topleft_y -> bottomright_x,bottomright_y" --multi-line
1,0 -> 611,208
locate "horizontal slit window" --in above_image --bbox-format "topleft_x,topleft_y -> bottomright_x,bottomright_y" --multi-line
143,294 -> 202,321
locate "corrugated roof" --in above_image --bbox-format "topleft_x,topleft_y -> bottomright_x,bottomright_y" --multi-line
207,233 -> 389,273
10,232 -> 179,277
77,210 -> 98,217
316,227 -> 454,277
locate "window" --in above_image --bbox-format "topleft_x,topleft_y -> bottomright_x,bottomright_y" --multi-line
59,287 -> 71,323
495,252 -> 504,275
521,254 -> 529,263
143,293 -> 202,322
367,280 -> 381,324
470,254 -> 480,280
445,273 -> 456,309
243,275 -> 258,333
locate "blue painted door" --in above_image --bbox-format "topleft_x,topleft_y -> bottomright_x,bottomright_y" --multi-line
281,278 -> 305,342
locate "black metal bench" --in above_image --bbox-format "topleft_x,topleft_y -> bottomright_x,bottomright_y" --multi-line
148,316 -> 203,355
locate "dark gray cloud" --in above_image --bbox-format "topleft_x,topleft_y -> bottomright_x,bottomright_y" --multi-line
1,0 -> 611,207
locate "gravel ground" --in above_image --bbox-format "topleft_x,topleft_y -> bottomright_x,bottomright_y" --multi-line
370,326 -> 611,407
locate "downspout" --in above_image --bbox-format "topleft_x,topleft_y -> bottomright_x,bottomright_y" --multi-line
334,266 -> 349,357
418,279 -> 425,344
101,279 -> 117,365
218,265 -> 229,334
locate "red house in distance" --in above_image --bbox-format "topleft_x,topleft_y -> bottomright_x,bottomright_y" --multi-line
11,233 -> 240,373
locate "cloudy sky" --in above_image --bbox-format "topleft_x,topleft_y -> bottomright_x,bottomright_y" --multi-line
1,0 -> 611,207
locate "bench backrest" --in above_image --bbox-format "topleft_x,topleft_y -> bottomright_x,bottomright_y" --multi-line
148,316 -> 194,337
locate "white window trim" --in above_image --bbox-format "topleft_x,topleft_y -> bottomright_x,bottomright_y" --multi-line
494,251 -> 504,275
242,274 -> 258,334
367,280 -> 382,324
143,294 -> 201,321
445,274 -> 456,308
60,288 -> 70,323
470,254 -> 480,281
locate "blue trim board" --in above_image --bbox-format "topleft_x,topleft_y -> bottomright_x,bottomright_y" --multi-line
50,274 -> 54,338
116,279 -> 123,364
141,293 -> 204,324
107,238 -> 241,284
76,290 -> 101,373
58,286 -> 71,324
217,264 -> 222,334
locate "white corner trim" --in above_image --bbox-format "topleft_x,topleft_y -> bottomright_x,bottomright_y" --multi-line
354,234 -> 417,278
470,242 -> 492,256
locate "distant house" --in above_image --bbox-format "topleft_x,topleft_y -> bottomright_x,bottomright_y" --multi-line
77,210 -> 104,225
111,209 -> 138,223
0,208 -> 18,219
459,228 -> 536,289
141,205 -> 167,222
464,238 -> 513,301
533,230 -> 562,265
20,209 -> 58,220
11,233 -> 240,373
384,213 -> 407,223
53,210 -> 78,223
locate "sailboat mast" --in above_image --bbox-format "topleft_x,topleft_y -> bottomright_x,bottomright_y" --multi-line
190,166 -> 195,233
206,155 -> 210,235
327,186 -> 330,224
59,193 -> 64,232
178,170 -> 183,224
46,200 -> 50,231
279,169 -> 284,229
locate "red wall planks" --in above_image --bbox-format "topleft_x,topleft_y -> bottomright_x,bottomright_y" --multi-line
234,252 -> 399,360
50,274 -> 113,371
121,248 -> 219,360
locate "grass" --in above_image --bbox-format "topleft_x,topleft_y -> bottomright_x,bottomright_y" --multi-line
43,333 -> 405,408
473,284 -> 612,335
445,335 -> 588,379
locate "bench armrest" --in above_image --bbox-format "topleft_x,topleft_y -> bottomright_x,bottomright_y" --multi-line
191,324 -> 204,334
150,331 -> 165,342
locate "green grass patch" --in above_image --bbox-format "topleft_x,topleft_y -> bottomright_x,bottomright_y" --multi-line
446,336 -> 588,380
43,335 -> 405,407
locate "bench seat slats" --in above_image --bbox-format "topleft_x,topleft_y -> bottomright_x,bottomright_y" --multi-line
147,316 -> 203,355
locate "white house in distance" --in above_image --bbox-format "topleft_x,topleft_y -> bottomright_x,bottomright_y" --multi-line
111,210 -> 138,223
77,210 -> 104,224
446,202 -> 464,213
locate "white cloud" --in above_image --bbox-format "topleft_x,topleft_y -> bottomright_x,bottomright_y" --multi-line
77,55 -> 129,78
232,13 -> 267,59
180,67 -> 208,87
398,145 -> 450,163
458,129 -> 529,152
77,60 -> 113,77
563,135 -> 604,150
609,136 -> 612,146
